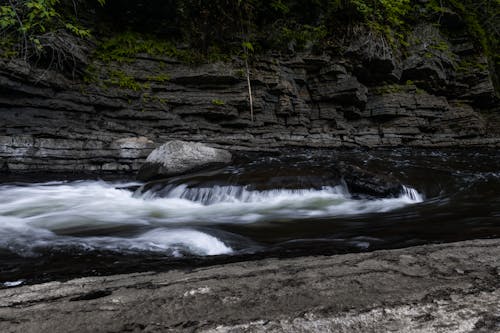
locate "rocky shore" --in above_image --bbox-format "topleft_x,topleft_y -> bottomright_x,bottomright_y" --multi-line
1,239 -> 499,333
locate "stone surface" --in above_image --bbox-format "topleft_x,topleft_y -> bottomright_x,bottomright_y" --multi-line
137,140 -> 232,181
1,239 -> 499,332
338,162 -> 403,198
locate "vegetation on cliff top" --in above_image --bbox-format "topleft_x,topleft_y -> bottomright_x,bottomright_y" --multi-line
0,0 -> 499,84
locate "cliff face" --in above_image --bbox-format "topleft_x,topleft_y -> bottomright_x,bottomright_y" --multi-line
0,22 -> 499,173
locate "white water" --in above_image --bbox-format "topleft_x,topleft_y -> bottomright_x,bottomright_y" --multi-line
0,180 -> 423,257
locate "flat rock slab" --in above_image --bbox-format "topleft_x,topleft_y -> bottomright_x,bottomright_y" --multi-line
1,239 -> 500,332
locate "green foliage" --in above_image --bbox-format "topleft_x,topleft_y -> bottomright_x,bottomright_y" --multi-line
325,0 -> 411,28
0,0 -> 59,55
0,0 -> 96,37
426,0 -> 499,90
241,41 -> 254,53
377,0 -> 412,27
270,0 -> 289,14
64,23 -> 91,38
0,0 -> 104,59
0,5 -> 16,30
279,24 -> 327,51
1,0 -> 498,94
95,31 -> 203,64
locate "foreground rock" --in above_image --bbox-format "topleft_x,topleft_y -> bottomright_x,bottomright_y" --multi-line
137,140 -> 232,181
1,239 -> 499,332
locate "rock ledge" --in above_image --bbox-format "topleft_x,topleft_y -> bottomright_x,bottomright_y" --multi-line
1,239 -> 499,332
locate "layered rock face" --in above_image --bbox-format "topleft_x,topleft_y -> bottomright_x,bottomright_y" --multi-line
0,24 -> 498,173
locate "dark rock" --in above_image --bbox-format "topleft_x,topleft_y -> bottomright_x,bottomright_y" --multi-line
0,158 -> 9,173
346,29 -> 402,84
338,162 -> 403,198
402,55 -> 448,90
309,74 -> 368,107
137,140 -> 232,181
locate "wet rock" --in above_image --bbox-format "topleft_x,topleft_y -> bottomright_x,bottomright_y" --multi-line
338,162 -> 403,198
137,140 -> 232,181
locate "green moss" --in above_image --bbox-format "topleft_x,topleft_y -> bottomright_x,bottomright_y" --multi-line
374,81 -> 427,95
374,84 -> 405,94
106,70 -> 149,91
211,99 -> 225,106
456,58 -> 488,73
146,73 -> 171,82
154,96 -> 168,105
141,93 -> 168,108
95,31 -> 203,64
430,41 -> 449,52
234,69 -> 245,78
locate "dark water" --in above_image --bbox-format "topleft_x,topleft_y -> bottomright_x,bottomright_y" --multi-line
1,148 -> 499,286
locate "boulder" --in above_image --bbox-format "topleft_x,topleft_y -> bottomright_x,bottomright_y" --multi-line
137,140 -> 232,181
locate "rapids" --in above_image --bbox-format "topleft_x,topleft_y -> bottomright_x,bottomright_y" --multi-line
1,148 -> 499,285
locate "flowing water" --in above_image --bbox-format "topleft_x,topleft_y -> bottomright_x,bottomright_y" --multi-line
1,148 -> 499,285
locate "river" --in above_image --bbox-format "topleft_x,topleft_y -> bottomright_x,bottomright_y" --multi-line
1,148 -> 499,285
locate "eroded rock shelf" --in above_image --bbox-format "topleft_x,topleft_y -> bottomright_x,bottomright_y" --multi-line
1,239 -> 499,332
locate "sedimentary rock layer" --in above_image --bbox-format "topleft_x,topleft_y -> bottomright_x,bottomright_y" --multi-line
1,23 -> 499,172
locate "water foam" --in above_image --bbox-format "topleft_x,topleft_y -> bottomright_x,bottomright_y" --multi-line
0,180 -> 423,256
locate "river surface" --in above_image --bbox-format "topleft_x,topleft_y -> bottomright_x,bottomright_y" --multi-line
1,149 -> 499,286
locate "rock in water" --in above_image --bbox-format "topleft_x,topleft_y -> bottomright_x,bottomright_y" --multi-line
137,140 -> 232,181
338,162 -> 403,198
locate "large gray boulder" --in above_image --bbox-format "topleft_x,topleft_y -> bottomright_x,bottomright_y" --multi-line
137,140 -> 232,181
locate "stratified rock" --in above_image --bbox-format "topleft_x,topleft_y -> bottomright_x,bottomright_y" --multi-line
137,140 -> 232,181
109,137 -> 155,159
0,14 -> 499,173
